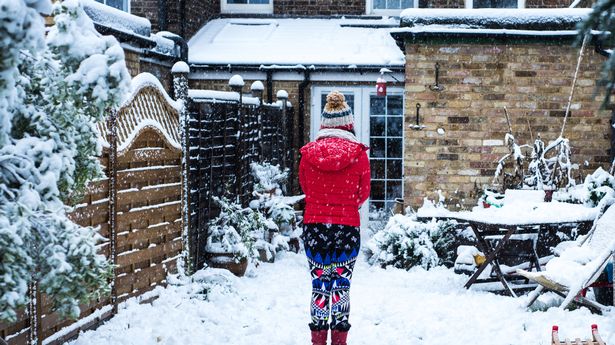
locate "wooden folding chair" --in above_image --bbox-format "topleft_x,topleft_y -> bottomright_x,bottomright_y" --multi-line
518,199 -> 615,313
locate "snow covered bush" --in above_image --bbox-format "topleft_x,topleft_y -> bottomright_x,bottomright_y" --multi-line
249,162 -> 301,259
366,214 -> 457,270
0,0 -> 129,322
582,167 -> 615,207
207,196 -> 268,262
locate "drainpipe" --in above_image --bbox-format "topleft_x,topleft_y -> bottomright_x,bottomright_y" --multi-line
266,70 -> 273,103
179,0 -> 186,38
298,69 -> 311,147
158,0 -> 167,31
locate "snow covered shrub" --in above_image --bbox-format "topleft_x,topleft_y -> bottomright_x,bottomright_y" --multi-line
208,196 -> 268,262
0,0 -> 129,322
583,167 -> 615,207
366,215 -> 457,270
249,162 -> 300,259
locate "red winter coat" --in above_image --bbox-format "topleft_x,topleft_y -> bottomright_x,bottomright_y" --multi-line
299,137 -> 371,227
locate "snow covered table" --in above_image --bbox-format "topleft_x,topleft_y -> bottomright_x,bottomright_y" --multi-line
417,201 -> 599,296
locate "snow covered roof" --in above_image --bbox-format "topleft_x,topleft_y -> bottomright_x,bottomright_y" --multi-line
396,9 -> 592,39
188,18 -> 405,67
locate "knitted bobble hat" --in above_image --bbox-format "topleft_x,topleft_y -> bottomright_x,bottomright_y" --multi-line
320,91 -> 354,132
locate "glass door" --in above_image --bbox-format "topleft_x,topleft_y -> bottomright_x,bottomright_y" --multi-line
310,86 -> 404,225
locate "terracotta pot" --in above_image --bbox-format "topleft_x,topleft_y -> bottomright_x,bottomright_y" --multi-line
204,252 -> 248,277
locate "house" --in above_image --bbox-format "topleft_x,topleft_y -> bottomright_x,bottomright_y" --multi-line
96,0 -> 612,210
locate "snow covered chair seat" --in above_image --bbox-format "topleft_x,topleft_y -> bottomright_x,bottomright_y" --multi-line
517,201 -> 615,313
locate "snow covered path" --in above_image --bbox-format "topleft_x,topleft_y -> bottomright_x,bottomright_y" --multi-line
68,252 -> 614,345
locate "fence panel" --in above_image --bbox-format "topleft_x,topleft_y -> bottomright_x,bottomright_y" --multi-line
0,73 -> 183,345
185,90 -> 294,270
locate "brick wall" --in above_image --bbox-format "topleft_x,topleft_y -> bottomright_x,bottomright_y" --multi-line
274,0 -> 365,15
404,42 -> 611,209
124,50 -> 141,77
130,0 -> 159,30
131,0 -> 219,39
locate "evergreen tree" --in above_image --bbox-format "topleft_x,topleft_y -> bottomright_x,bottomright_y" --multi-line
0,0 -> 130,322
578,0 -> 615,105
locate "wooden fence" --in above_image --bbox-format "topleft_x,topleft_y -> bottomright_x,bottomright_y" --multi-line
182,83 -> 295,271
0,73 -> 184,345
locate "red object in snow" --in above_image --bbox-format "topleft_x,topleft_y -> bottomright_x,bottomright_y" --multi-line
299,137 -> 370,227
376,77 -> 387,96
482,201 -> 491,209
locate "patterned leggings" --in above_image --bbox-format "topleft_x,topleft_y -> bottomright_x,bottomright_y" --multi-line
302,223 -> 360,330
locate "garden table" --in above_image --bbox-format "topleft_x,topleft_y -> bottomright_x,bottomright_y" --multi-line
417,201 -> 599,296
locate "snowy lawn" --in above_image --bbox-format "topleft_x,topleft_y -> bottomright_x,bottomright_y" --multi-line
68,252 -> 614,345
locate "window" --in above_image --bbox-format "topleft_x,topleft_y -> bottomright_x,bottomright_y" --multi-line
367,0 -> 418,15
369,94 -> 404,211
221,0 -> 273,14
95,0 -> 129,12
465,0 -> 524,8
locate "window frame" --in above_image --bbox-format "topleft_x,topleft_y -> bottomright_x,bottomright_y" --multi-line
365,0 -> 419,16
464,0 -> 525,8
96,0 -> 130,12
221,0 -> 274,14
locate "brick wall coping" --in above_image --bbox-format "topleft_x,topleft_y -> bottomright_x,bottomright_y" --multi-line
83,0 -> 151,36
400,8 -> 591,30
391,25 -> 585,41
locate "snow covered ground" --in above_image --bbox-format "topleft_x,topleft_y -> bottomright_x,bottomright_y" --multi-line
68,252 -> 614,345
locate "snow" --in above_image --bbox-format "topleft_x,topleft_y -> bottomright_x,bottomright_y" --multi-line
400,8 -> 591,29
171,61 -> 190,74
417,198 -> 599,225
188,90 -> 261,106
81,0 -> 151,37
250,80 -> 264,91
276,89 -> 288,99
392,26 -> 581,37
66,252 -> 615,345
229,74 -> 245,87
188,18 -> 405,66
117,119 -> 181,152
123,73 -> 183,112
150,33 -> 177,56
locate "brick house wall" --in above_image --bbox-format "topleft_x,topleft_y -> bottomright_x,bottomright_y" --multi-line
131,0 -> 219,39
403,42 -> 611,209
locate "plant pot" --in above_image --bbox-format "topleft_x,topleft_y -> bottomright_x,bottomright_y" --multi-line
257,247 -> 275,263
204,252 -> 248,277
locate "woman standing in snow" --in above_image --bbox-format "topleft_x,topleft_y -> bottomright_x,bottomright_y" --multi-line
299,91 -> 370,345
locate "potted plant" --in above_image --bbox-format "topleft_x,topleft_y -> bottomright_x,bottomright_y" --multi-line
204,196 -> 259,277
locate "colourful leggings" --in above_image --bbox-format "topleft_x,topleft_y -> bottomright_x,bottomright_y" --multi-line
302,223 -> 360,330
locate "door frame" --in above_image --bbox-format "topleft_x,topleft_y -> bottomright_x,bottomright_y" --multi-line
310,85 -> 405,231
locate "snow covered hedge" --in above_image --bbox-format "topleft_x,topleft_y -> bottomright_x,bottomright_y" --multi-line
366,214 -> 457,270
0,0 -> 129,322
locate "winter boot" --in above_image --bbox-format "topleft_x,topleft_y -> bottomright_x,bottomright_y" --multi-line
309,323 -> 328,345
330,321 -> 351,345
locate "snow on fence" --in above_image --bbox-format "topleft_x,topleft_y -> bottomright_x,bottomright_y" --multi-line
0,73 -> 183,345
181,74 -> 295,270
